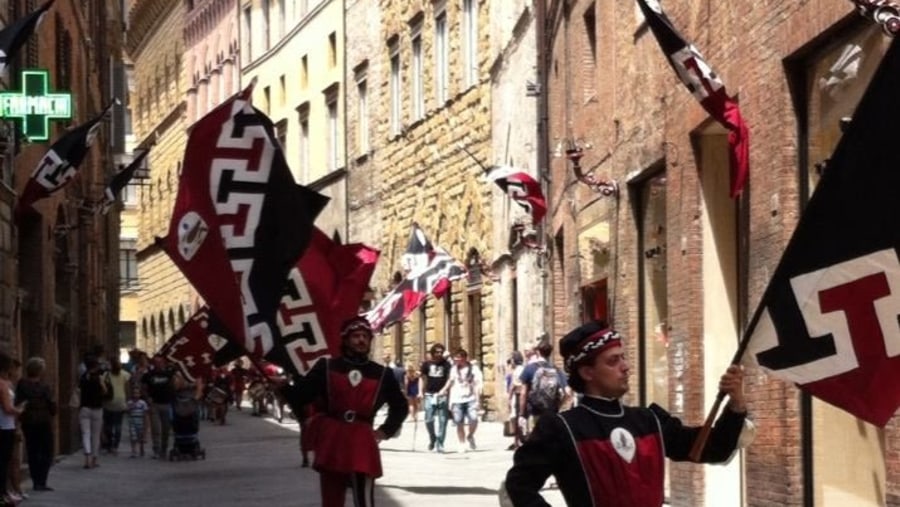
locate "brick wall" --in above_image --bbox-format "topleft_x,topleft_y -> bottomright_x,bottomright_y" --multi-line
546,0 -> 867,505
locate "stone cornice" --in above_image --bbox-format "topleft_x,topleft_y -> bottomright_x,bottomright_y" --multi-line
126,0 -> 180,57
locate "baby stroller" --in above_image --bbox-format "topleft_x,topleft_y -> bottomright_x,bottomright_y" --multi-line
169,389 -> 206,461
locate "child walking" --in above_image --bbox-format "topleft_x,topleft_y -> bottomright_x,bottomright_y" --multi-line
126,388 -> 148,458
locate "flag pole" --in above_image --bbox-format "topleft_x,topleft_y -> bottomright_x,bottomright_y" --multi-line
688,294 -> 770,461
457,143 -> 492,175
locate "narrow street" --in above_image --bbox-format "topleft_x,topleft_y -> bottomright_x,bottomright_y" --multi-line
22,407 -> 564,506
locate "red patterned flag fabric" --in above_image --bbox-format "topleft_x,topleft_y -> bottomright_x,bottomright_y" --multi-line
636,0 -> 749,197
265,229 -> 379,375
158,307 -> 245,383
486,165 -> 547,224
157,84 -> 328,359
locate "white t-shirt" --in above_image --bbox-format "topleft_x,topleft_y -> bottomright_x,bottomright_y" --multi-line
448,363 -> 483,404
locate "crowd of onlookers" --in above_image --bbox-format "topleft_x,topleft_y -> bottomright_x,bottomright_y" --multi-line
379,337 -> 571,456
0,344 -> 287,507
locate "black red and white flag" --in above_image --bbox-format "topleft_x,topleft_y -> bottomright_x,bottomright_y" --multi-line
742,35 -> 900,426
157,306 -> 245,383
99,149 -> 149,215
15,99 -> 117,221
636,0 -> 749,198
487,165 -> 546,224
157,83 -> 328,360
0,0 -> 54,76
260,229 -> 379,376
366,224 -> 465,333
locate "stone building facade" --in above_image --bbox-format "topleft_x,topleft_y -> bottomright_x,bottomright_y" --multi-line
185,0 -> 240,126
240,0 -> 347,237
126,0 -> 191,354
0,0 -> 125,453
544,0 -> 900,505
346,0 -> 530,415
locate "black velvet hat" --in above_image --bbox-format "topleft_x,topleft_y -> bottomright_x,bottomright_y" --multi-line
340,316 -> 374,339
559,320 -> 621,373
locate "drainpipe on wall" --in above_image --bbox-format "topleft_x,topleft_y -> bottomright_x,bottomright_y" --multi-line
535,0 -> 550,339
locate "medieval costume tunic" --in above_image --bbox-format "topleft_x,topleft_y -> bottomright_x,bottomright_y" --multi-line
505,396 -> 746,507
282,355 -> 408,477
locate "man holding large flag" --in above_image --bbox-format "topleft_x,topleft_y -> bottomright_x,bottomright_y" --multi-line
636,0 -> 750,197
506,321 -> 749,506
281,316 -> 408,507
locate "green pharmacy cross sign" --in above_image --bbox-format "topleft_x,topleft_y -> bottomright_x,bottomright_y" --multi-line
0,69 -> 72,142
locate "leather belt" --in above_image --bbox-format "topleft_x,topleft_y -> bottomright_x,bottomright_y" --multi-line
330,410 -> 373,423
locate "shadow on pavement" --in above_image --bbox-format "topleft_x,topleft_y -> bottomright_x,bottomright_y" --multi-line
381,484 -> 498,496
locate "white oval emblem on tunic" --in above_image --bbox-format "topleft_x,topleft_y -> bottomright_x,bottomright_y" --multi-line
348,370 -> 362,387
611,427 -> 636,463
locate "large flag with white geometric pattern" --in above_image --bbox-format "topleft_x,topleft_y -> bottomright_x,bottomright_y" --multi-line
157,82 -> 328,365
742,35 -> 900,427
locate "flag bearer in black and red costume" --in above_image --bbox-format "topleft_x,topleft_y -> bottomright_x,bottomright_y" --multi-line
505,321 -> 751,506
281,316 -> 408,507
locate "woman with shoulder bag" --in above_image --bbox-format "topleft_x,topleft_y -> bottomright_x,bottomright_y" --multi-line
15,357 -> 56,492
79,356 -> 105,469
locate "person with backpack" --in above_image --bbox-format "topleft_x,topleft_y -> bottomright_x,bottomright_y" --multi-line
518,338 -> 568,436
438,349 -> 483,453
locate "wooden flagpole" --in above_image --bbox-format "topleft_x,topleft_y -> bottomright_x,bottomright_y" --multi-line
688,297 -> 768,461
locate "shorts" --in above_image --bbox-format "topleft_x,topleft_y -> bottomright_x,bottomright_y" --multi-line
451,401 -> 478,425
129,421 -> 145,442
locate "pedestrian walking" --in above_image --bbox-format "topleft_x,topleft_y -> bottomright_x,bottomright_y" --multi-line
418,343 -> 450,453
505,321 -> 752,505
518,338 -> 568,438
404,363 -> 420,422
141,356 -> 175,459
281,316 -> 408,507
438,349 -> 483,453
15,357 -> 55,492
5,359 -> 26,503
126,387 -> 149,458
102,357 -> 130,455
78,356 -> 106,469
